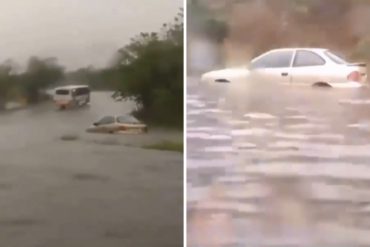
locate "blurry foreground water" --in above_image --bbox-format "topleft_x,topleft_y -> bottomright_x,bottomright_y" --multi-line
187,76 -> 370,247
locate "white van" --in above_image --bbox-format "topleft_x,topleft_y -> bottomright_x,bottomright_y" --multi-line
53,85 -> 90,109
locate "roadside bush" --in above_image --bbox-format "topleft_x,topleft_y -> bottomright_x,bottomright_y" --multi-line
21,57 -> 64,103
0,57 -> 64,109
0,61 -> 23,109
113,10 -> 183,128
188,0 -> 228,43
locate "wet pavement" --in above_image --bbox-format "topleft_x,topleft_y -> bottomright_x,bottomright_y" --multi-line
187,76 -> 370,246
0,92 -> 182,247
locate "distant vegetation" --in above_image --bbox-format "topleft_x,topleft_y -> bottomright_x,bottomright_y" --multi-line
22,57 -> 64,103
188,0 -> 370,67
111,10 -> 183,128
188,0 -> 228,43
0,10 -> 183,129
0,57 -> 64,109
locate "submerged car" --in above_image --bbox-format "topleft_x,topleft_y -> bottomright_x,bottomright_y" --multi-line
87,115 -> 148,134
201,48 -> 367,88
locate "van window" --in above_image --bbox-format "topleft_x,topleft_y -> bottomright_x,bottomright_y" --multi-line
74,87 -> 90,96
56,89 -> 70,95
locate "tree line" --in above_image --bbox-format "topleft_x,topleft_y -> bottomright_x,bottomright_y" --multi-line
0,57 -> 64,109
189,0 -> 370,63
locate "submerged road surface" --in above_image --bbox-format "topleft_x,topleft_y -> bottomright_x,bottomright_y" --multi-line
0,92 -> 182,247
187,77 -> 370,246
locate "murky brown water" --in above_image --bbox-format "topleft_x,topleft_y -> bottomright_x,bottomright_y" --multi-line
187,77 -> 370,246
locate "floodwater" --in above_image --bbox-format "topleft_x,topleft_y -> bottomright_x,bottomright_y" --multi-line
0,92 -> 182,247
187,76 -> 370,246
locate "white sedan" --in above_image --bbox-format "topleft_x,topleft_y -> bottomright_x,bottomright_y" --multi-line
87,115 -> 148,134
201,48 -> 367,88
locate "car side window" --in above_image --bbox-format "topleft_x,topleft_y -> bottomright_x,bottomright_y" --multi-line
97,116 -> 115,125
293,51 -> 326,67
250,51 -> 294,69
117,116 -> 140,124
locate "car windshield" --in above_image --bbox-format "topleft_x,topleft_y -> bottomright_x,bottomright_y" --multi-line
325,51 -> 348,64
117,115 -> 141,124
96,116 -> 115,125
55,89 -> 70,95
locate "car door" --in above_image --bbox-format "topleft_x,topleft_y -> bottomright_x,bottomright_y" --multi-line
249,50 -> 294,85
290,50 -> 327,85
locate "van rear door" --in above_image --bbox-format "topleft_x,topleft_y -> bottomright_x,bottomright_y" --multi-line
54,89 -> 71,105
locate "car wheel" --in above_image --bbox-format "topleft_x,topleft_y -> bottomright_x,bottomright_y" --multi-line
313,82 -> 331,88
215,78 -> 230,83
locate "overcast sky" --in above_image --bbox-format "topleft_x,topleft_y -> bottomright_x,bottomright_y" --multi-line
0,0 -> 182,70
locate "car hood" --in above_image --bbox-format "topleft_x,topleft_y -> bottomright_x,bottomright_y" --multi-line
201,67 -> 250,83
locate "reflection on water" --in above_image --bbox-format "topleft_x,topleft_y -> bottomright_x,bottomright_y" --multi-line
187,78 -> 370,246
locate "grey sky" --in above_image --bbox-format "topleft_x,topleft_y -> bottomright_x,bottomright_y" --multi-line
0,0 -> 182,70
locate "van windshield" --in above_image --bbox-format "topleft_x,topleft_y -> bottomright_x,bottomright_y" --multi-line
55,89 -> 70,95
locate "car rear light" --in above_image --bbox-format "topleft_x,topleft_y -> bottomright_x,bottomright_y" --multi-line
347,71 -> 361,82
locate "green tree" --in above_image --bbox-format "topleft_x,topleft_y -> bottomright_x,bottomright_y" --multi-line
0,63 -> 15,109
114,10 -> 183,127
0,59 -> 22,109
22,57 -> 64,103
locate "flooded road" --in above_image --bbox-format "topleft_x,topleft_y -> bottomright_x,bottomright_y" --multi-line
0,92 -> 182,247
187,77 -> 370,246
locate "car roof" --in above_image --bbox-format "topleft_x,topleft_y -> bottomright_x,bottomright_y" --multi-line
98,115 -> 142,123
116,115 -> 139,119
55,85 -> 89,90
268,48 -> 328,53
100,115 -> 138,118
